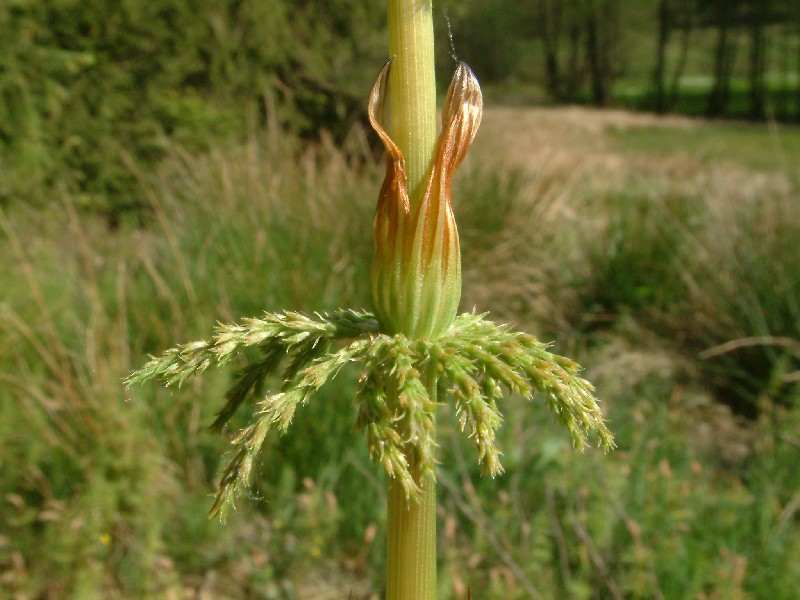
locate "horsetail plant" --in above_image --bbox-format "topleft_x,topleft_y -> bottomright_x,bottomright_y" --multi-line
126,1 -> 613,597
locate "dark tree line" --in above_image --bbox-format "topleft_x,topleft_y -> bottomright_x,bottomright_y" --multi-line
474,0 -> 800,120
538,0 -> 620,106
691,0 -> 798,118
648,0 -> 798,119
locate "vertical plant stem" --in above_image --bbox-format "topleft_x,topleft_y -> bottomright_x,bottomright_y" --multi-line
385,1 -> 438,598
387,366 -> 438,600
387,0 -> 437,205
387,453 -> 437,600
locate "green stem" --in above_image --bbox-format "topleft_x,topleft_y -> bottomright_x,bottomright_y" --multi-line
387,454 -> 437,600
385,1 -> 438,598
386,364 -> 439,599
387,0 -> 437,205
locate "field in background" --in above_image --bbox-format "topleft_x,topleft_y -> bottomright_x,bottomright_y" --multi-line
1,108 -> 799,599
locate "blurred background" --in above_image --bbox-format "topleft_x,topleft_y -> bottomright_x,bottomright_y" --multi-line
1,1 -> 799,598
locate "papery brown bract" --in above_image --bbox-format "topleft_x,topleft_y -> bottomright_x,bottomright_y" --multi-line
369,60 -> 482,339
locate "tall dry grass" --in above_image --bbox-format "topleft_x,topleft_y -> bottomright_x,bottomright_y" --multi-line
0,127 -> 383,598
463,110 -> 799,414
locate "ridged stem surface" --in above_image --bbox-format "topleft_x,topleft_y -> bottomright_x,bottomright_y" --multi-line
385,2 -> 438,598
387,456 -> 437,600
387,0 -> 437,205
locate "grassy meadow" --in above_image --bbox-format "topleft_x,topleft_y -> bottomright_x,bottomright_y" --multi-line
1,107 -> 800,599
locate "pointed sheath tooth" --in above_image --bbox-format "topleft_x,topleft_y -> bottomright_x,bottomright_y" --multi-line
369,60 -> 483,339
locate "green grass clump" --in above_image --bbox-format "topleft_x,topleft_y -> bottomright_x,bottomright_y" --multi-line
671,189 -> 800,414
574,189 -> 700,328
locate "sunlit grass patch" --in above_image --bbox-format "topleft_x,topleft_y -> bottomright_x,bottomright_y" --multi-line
610,120 -> 800,174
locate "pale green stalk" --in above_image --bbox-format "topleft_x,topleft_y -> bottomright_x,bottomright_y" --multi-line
386,433 -> 437,600
385,1 -> 438,598
387,0 -> 437,205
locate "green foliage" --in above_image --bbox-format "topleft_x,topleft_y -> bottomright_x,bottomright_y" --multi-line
0,0 -> 384,219
128,309 -> 612,518
577,190 -> 701,324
